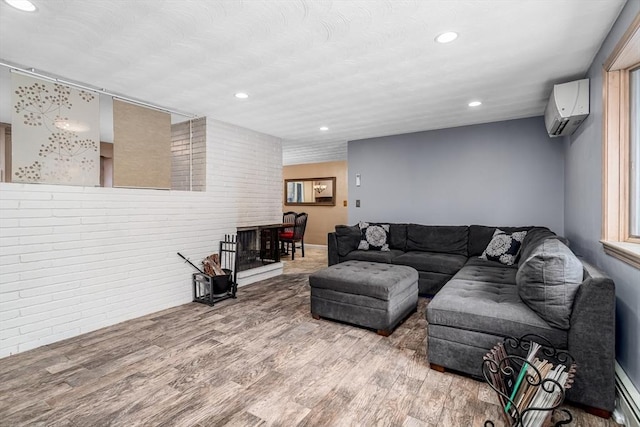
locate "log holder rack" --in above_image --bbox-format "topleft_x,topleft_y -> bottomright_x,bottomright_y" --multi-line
178,234 -> 238,307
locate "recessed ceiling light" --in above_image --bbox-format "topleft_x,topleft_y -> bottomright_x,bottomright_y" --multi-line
435,31 -> 458,44
320,126 -> 329,131
4,0 -> 37,12
234,92 -> 249,99
468,101 -> 482,107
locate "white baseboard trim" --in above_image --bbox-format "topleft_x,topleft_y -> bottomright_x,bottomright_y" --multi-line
615,361 -> 640,427
236,263 -> 283,287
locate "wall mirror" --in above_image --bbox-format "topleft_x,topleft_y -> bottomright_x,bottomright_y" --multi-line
285,177 -> 336,206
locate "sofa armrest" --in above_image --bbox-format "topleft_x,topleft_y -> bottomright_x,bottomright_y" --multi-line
328,232 -> 339,266
566,261 -> 616,412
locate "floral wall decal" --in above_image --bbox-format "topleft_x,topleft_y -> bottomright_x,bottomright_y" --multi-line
11,72 -> 99,186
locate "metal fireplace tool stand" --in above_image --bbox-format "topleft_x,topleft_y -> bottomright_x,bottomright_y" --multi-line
178,234 -> 238,306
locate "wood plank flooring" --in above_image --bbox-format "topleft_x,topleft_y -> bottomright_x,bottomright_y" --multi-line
0,247 -> 619,426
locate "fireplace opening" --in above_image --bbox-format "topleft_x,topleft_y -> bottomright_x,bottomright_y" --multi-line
236,224 -> 282,272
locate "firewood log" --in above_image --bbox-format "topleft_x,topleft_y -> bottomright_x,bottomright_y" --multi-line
203,254 -> 226,276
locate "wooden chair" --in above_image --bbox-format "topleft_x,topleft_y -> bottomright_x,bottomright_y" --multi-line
282,211 -> 296,233
279,212 -> 308,260
281,211 -> 297,254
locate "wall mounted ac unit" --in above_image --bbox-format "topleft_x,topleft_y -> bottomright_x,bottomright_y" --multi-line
544,78 -> 590,137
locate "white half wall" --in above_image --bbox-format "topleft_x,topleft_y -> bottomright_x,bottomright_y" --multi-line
0,118 -> 282,358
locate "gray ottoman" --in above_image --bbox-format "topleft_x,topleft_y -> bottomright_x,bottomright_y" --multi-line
309,260 -> 419,336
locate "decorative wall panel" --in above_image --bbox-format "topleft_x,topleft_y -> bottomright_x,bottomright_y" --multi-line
113,100 -> 171,189
11,72 -> 99,186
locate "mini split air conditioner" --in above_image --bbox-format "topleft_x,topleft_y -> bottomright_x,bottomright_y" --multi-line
544,78 -> 590,137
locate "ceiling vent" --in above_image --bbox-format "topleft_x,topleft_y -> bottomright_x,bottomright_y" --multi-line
544,78 -> 590,137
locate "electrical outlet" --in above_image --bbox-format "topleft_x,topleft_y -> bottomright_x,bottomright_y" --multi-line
356,199 -> 361,207
343,200 -> 347,207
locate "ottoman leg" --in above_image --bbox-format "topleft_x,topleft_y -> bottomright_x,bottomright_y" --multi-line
377,329 -> 392,337
430,363 -> 446,373
312,313 -> 321,320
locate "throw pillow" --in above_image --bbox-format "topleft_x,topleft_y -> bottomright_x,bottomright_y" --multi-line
517,227 -> 558,268
335,225 -> 361,257
479,228 -> 527,265
516,239 -> 583,329
358,222 -> 390,251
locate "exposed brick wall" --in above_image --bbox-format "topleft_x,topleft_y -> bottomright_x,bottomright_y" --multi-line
0,117 -> 282,357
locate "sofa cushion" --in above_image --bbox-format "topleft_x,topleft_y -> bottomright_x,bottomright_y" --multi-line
309,260 -> 418,301
468,225 -> 535,257
516,239 -> 583,330
416,271 -> 454,295
335,225 -> 361,257
427,278 -> 568,349
392,251 -> 467,275
343,249 -> 404,264
388,223 -> 408,251
456,258 -> 518,284
406,225 -> 468,256
479,229 -> 527,266
358,222 -> 390,251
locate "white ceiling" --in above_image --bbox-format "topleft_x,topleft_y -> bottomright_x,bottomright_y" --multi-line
0,0 -> 627,165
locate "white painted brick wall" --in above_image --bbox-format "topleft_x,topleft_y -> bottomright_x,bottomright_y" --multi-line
206,118 -> 283,228
171,118 -> 207,191
0,117 -> 282,358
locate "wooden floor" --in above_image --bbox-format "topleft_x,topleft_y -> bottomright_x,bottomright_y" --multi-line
0,247 -> 619,426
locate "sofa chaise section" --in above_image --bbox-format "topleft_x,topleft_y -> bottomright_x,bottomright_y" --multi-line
427,241 -> 615,415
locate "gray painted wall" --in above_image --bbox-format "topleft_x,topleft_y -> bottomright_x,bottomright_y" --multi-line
348,116 -> 565,234
565,0 -> 640,390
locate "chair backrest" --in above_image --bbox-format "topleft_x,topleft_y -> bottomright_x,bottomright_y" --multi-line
283,211 -> 296,233
293,213 -> 308,240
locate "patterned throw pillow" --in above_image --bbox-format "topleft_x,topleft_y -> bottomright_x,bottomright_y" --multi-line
480,229 -> 528,265
358,222 -> 390,251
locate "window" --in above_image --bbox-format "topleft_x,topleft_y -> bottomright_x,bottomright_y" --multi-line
630,67 -> 639,237
602,13 -> 640,269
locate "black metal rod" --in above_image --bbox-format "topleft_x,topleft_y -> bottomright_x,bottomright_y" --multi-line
177,252 -> 205,274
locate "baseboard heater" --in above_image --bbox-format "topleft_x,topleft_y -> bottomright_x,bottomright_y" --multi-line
615,362 -> 640,427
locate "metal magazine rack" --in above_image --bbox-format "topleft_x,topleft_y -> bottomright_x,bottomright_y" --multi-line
482,334 -> 577,427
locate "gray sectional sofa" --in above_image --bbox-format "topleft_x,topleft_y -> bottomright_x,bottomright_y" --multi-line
327,223 -> 616,415
329,224 -> 471,295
